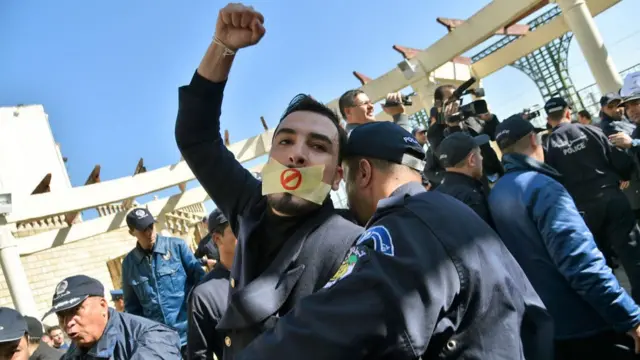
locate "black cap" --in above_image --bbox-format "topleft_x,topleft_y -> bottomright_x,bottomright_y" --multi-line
345,122 -> 426,171
437,133 -> 489,168
412,125 -> 427,136
24,316 -> 44,339
207,209 -> 228,234
495,114 -> 546,150
126,208 -> 156,231
600,92 -> 623,107
43,275 -> 105,319
0,308 -> 27,343
544,97 -> 570,115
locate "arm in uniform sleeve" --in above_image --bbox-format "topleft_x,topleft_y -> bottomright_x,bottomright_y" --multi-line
129,323 -> 182,360
121,260 -> 144,316
175,71 -> 261,232
187,288 -> 222,360
177,238 -> 205,287
531,180 -> 640,332
236,214 -> 459,360
594,126 -> 635,180
424,149 -> 444,186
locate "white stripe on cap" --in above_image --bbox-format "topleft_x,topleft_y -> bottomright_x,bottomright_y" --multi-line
547,106 -> 564,113
401,153 -> 426,171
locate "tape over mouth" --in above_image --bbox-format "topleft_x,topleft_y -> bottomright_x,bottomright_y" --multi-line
261,159 -> 332,205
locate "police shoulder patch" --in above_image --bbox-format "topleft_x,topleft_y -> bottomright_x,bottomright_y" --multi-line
323,247 -> 363,289
356,225 -> 394,256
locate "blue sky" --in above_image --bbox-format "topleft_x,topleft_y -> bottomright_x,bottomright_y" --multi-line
1,0 -> 639,215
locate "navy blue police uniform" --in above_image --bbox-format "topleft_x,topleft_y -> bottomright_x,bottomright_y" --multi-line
436,132 -> 495,228
187,209 -> 232,360
235,122 -> 554,360
44,275 -> 182,360
543,97 -> 640,302
175,71 -> 363,359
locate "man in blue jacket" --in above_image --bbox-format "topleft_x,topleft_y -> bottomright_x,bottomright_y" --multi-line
121,208 -> 205,356
489,114 -> 640,359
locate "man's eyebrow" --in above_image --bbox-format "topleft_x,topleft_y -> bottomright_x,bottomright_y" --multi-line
274,127 -> 296,137
308,132 -> 333,146
275,127 -> 334,146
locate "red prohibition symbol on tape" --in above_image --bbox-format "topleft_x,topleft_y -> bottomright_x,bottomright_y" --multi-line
280,168 -> 302,191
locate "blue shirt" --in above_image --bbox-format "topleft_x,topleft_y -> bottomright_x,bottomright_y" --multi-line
121,235 -> 205,345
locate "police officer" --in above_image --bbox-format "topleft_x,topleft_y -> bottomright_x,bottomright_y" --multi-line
436,132 -> 494,227
175,4 -> 362,359
43,275 -> 181,359
23,316 -> 63,360
543,96 -> 640,302
187,209 -> 236,360
599,92 -> 634,136
235,122 -> 553,360
109,290 -> 124,312
0,308 -> 30,360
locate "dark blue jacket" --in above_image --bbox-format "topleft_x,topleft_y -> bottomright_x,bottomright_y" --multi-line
489,153 -> 640,339
235,182 -> 553,360
121,235 -> 205,345
62,308 -> 181,359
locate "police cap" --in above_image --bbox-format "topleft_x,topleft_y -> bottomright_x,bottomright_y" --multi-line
544,97 -> 570,115
0,307 -> 27,343
208,208 -> 228,234
495,114 -> 546,150
43,275 -> 105,319
110,289 -> 123,301
24,316 -> 44,339
126,208 -> 156,231
438,132 -> 489,168
600,92 -> 623,107
345,122 -> 426,171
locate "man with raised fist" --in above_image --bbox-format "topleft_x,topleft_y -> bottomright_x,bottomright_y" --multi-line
175,3 -> 362,359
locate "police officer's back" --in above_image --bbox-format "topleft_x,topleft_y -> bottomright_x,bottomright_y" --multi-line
235,122 -> 553,360
544,97 -> 640,302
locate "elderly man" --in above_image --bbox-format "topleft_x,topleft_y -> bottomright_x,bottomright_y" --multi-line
44,275 -> 181,359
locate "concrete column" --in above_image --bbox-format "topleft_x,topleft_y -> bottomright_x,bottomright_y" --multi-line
556,0 -> 622,93
0,223 -> 38,316
410,76 -> 438,114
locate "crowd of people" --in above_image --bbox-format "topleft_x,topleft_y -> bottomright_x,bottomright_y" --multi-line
2,2 -> 640,359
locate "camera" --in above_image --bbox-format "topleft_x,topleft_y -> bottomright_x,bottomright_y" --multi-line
521,105 -> 542,121
446,99 -> 489,123
383,92 -> 415,107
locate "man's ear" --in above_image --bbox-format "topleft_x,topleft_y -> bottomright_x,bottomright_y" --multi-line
331,165 -> 343,191
357,159 -> 373,189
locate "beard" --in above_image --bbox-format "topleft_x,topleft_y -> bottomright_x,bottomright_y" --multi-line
267,193 -> 321,216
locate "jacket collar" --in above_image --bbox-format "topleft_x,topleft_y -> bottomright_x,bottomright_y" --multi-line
131,235 -> 169,263
442,172 -> 483,189
64,308 -> 119,359
503,153 -> 562,180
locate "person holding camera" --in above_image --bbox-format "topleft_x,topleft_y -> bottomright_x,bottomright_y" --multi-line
338,89 -> 412,135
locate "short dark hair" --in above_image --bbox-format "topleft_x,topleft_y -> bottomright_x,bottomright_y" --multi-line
47,325 -> 61,334
211,222 -> 229,236
338,89 -> 365,119
578,110 -> 591,120
434,84 -> 457,102
277,94 -> 348,163
548,108 -> 568,122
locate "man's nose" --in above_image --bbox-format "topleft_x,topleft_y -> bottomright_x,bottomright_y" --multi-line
288,143 -> 308,166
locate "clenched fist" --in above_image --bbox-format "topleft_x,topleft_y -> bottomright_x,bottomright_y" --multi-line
216,3 -> 266,50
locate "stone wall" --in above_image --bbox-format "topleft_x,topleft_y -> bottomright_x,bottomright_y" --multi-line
2,227 -> 135,325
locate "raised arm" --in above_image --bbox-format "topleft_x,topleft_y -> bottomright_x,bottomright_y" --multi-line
175,4 -> 266,228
